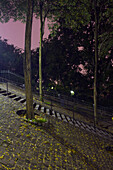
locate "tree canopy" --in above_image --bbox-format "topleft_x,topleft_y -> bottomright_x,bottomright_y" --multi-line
0,37 -> 23,75
0,0 -> 113,108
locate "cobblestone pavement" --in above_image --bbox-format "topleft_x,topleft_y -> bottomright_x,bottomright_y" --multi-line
0,84 -> 113,169
1,83 -> 113,141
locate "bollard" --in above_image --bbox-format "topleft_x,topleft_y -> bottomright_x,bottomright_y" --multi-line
73,110 -> 74,120
93,104 -> 96,129
6,82 -> 8,93
51,99 -> 52,111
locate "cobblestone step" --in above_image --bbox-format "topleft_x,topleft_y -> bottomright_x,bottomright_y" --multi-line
0,85 -> 113,169
0,87 -> 113,141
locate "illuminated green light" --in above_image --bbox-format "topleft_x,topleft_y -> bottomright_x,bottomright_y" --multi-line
70,90 -> 74,95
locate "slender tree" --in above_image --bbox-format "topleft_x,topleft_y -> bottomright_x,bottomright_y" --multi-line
35,0 -> 52,101
93,0 -> 98,126
39,1 -> 43,101
48,0 -> 113,125
0,0 -> 34,119
24,0 -> 34,119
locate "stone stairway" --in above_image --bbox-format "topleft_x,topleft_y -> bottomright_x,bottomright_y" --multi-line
0,87 -> 113,141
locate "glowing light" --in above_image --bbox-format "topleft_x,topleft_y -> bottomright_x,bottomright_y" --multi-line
70,90 -> 74,96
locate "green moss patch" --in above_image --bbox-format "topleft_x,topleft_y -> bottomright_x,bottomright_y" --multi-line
16,109 -> 48,125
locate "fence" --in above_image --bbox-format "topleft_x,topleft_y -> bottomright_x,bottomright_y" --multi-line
0,70 -> 24,87
0,71 -> 113,128
43,91 -> 112,114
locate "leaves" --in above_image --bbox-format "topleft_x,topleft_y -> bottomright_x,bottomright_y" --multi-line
0,38 -> 23,74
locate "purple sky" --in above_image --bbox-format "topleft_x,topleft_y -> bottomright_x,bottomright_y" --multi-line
0,18 -> 49,50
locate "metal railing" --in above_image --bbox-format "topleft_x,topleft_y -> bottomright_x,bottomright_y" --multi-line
0,73 -> 113,128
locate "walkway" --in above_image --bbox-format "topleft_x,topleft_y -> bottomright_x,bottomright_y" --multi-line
0,84 -> 113,169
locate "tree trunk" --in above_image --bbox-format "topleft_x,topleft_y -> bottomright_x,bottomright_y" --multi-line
94,0 -> 98,127
39,2 -> 44,101
24,0 -> 34,119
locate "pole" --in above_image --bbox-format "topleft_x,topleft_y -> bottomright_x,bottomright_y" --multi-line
6,81 -> 8,94
51,99 -> 52,111
93,104 -> 96,129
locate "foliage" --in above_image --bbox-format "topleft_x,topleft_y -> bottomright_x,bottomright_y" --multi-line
48,0 -> 90,36
0,0 -> 27,23
0,0 -> 113,107
41,0 -> 113,105
42,26 -> 90,96
0,37 -> 23,75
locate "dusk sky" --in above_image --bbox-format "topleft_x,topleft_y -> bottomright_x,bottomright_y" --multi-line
0,18 -> 50,50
